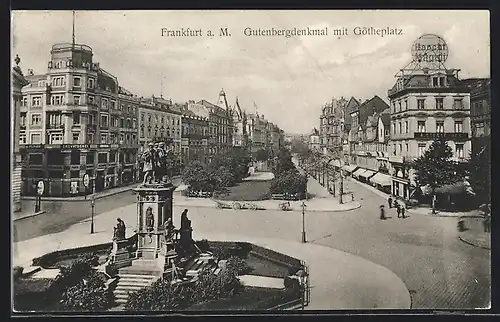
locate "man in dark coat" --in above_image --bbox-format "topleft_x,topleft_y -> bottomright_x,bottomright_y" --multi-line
388,196 -> 393,209
380,205 -> 386,220
401,205 -> 406,219
396,203 -> 402,218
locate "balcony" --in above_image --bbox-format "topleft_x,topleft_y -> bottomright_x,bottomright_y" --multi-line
413,132 -> 469,141
46,123 -> 65,130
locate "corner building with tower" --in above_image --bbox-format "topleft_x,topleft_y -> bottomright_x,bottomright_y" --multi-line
19,43 -> 140,197
387,35 -> 472,200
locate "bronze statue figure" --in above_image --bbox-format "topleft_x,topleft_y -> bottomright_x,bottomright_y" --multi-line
145,207 -> 155,232
113,217 -> 126,240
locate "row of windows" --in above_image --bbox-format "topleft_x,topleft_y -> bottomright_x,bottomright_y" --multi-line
392,120 -> 464,134
392,142 -> 465,159
19,131 -> 138,146
392,97 -> 464,113
22,94 -> 137,114
141,113 -> 181,127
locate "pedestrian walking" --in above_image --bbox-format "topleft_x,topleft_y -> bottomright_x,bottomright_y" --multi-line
396,204 -> 402,218
351,193 -> 355,201
388,196 -> 393,209
380,205 -> 386,220
401,205 -> 406,219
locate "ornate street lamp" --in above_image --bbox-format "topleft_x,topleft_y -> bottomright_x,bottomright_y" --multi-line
301,201 -> 307,243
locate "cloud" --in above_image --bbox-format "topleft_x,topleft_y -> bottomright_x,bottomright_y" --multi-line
12,10 -> 490,134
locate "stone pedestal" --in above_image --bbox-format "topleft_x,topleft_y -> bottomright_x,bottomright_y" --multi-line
134,182 -> 176,262
111,239 -> 131,269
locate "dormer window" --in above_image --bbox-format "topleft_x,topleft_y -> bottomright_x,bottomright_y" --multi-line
432,76 -> 446,87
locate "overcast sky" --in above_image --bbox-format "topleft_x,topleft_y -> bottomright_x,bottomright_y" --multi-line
12,10 -> 490,134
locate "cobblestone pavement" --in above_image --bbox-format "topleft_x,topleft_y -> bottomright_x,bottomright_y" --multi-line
312,178 -> 491,309
14,173 -> 490,309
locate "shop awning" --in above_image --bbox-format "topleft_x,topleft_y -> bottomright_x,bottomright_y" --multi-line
370,172 -> 392,186
360,170 -> 376,179
343,165 -> 358,173
352,168 -> 366,177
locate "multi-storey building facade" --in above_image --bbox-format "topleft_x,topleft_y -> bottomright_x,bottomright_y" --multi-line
462,78 -> 490,155
232,98 -> 248,148
342,97 -> 360,159
309,128 -> 320,152
349,96 -> 390,166
387,68 -> 471,200
180,103 -> 209,164
186,90 -> 233,162
247,113 -> 266,153
12,56 -> 29,211
319,97 -> 348,156
20,43 -> 140,197
138,96 -> 182,175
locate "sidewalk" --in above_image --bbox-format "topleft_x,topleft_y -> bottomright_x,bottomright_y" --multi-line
13,220 -> 411,309
21,183 -> 139,202
173,193 -> 361,213
345,176 -> 482,218
458,216 -> 491,250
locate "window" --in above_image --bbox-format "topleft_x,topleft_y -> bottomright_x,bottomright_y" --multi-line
87,133 -> 94,143
73,112 -> 80,125
141,113 -> 145,122
109,152 -> 116,163
70,150 -> 80,165
439,77 -> 445,86
398,122 -> 402,134
49,133 -> 63,144
88,78 -> 95,89
51,95 -> 65,105
416,98 -> 424,110
111,100 -> 116,110
73,95 -> 80,105
406,143 -> 409,152
405,121 -> 409,133
29,153 -> 43,164
19,134 -> 26,144
417,121 -> 426,132
101,115 -> 109,127
31,133 -> 41,144
31,96 -> 42,107
72,132 -> 79,143
86,153 -> 95,164
22,97 -> 28,106
38,80 -> 46,87
455,144 -> 464,159
392,123 -> 395,134
474,122 -> 485,137
418,144 -> 426,157
101,98 -> 108,109
454,98 -> 464,109
435,98 -> 444,109
436,121 -> 444,133
454,121 -> 463,133
73,76 -> 81,87
100,133 -> 108,144
88,95 -> 95,105
20,113 -> 27,126
51,76 -> 65,87
31,114 -> 42,126
432,77 -> 439,87
404,100 -> 408,111
399,144 -> 402,154
98,152 -> 107,164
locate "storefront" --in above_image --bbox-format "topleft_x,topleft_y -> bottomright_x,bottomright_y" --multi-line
20,143 -> 139,197
369,172 -> 392,193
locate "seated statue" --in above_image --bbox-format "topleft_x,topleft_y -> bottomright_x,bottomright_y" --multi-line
113,218 -> 126,240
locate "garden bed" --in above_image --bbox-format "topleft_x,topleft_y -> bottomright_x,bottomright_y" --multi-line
216,180 -> 272,201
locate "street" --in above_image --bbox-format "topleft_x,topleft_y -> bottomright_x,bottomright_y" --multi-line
13,191 -> 137,242
14,173 -> 491,309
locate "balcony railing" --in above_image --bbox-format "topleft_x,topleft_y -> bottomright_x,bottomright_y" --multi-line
46,124 -> 65,130
413,132 -> 468,140
388,82 -> 470,96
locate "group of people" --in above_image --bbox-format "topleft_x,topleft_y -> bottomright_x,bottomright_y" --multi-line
379,196 -> 407,220
141,141 -> 171,184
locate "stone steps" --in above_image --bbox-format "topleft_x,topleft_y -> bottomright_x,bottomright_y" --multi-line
113,273 -> 158,305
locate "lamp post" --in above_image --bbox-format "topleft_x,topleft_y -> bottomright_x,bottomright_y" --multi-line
301,201 -> 307,243
91,175 -> 96,234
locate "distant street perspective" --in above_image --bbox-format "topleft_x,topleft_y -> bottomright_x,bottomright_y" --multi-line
12,10 -> 490,314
